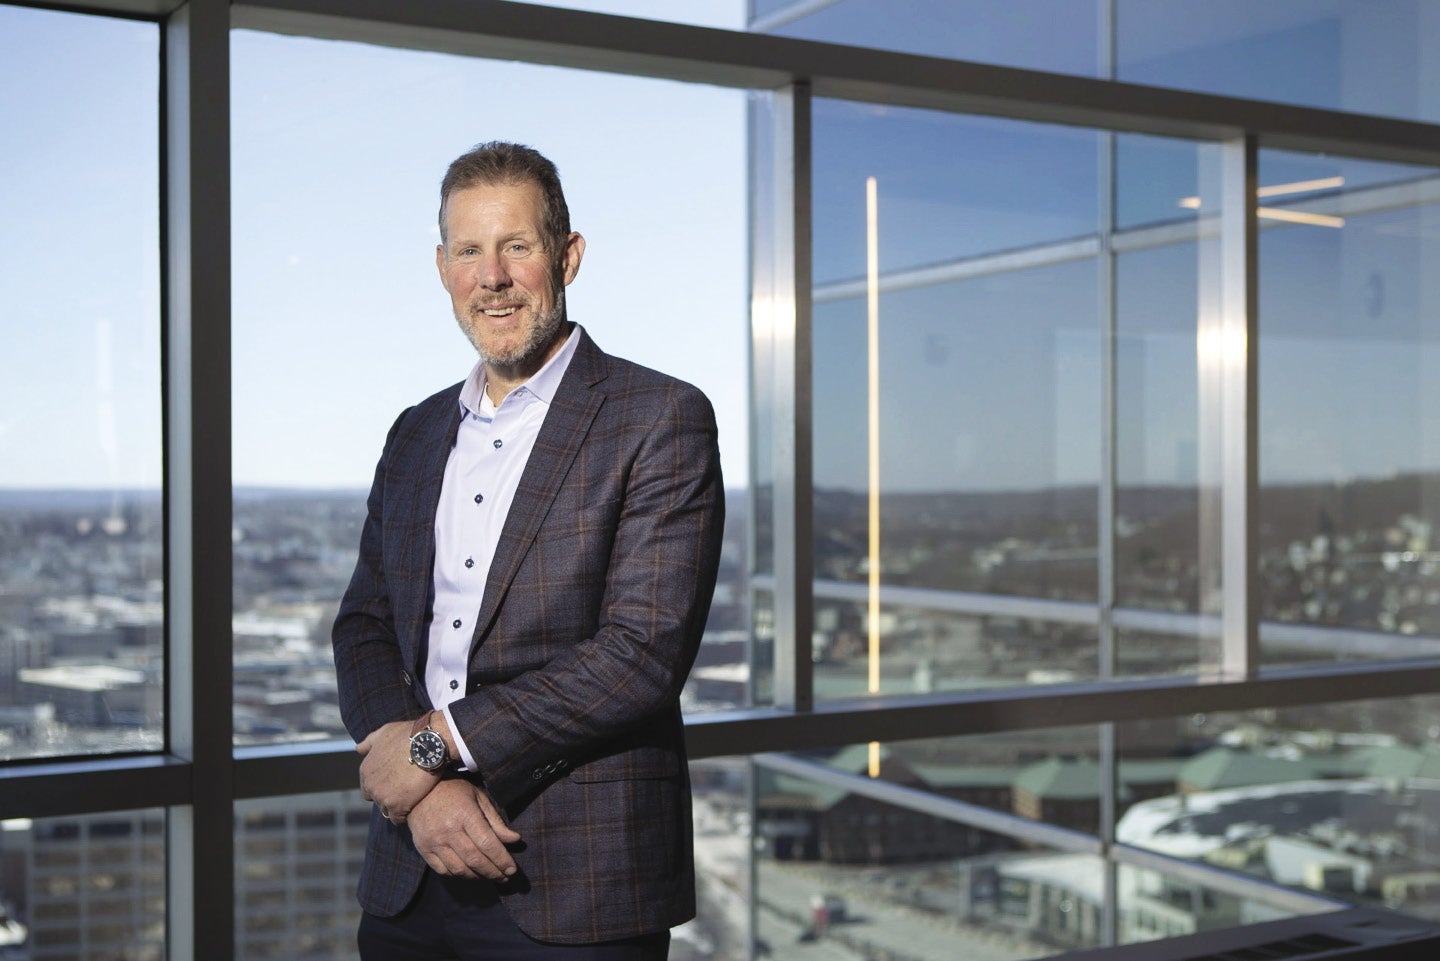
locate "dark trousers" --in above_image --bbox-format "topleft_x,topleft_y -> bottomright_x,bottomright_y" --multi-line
357,871 -> 671,961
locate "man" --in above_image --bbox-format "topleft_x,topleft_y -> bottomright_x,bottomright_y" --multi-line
333,141 -> 725,960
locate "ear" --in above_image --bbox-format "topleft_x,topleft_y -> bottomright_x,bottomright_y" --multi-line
435,244 -> 449,291
560,232 -> 586,286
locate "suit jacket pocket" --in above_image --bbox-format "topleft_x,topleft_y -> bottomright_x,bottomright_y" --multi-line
568,745 -> 679,783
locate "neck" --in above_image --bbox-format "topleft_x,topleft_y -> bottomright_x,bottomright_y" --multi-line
483,324 -> 570,405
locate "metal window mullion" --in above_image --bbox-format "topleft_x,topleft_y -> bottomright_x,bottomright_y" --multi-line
1097,33 -> 1121,939
163,1 -> 233,958
1220,135 -> 1260,678
770,81 -> 814,713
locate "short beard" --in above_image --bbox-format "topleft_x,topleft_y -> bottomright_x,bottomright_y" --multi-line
461,286 -> 568,375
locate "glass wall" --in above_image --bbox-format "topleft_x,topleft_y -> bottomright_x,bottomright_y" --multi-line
6,0 -> 1440,958
0,810 -> 166,961
1255,151 -> 1440,662
0,7 -> 163,763
1117,696 -> 1440,922
229,30 -> 751,738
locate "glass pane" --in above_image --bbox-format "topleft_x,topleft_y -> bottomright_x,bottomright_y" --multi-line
1117,863 -> 1318,943
0,809 -> 166,960
812,101 -> 1100,285
813,260 -> 1101,602
686,757 -> 752,961
235,791 -> 368,960
1114,154 -> 1229,629
230,30 -> 750,744
1115,134 -> 1210,231
1257,150 -> 1440,665
1117,695 -> 1440,920
0,7 -> 162,762
508,0 -> 743,29
1117,0 -> 1440,124
812,596 -> 1098,697
1114,626 -> 1202,678
755,756 -> 1101,958
753,0 -> 1101,79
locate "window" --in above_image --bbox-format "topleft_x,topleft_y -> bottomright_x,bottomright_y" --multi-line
5,2 -> 1440,959
0,7 -> 162,765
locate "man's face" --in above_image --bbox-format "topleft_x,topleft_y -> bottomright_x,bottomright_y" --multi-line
436,179 -> 584,374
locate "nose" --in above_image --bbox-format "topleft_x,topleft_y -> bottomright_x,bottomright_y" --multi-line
478,251 -> 511,291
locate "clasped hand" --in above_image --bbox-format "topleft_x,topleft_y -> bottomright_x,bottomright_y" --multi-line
356,719 -> 521,881
356,718 -> 437,824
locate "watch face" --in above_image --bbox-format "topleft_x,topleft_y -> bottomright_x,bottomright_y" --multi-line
409,729 -> 448,771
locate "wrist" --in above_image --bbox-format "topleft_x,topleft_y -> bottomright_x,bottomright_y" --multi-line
407,711 -> 454,773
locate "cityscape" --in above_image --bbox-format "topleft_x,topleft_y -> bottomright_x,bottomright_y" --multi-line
3,475 -> 1440,958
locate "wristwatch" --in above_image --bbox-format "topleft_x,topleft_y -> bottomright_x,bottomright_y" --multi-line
407,712 -> 452,772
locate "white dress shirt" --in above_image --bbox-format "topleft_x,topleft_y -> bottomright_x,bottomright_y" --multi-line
425,325 -> 581,771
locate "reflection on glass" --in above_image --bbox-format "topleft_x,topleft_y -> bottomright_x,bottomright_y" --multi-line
1117,0 -> 1440,124
755,756 -> 1101,958
235,791 -> 368,960
813,730 -> 1103,831
0,7 -> 162,762
811,101 -> 1099,285
813,260 -> 1101,603
813,598 -> 1098,698
1115,241 -> 1204,615
1114,628 -> 1202,678
1257,151 -> 1440,663
231,31 -> 749,743
686,757 -> 752,961
1115,134 -> 1208,231
0,809 -> 166,960
1117,697 -> 1440,922
1117,864 -> 1306,943
755,0 -> 1100,79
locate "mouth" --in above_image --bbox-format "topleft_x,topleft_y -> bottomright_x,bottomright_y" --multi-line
475,303 -> 523,319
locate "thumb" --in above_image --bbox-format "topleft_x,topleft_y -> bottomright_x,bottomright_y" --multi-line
475,786 -> 521,842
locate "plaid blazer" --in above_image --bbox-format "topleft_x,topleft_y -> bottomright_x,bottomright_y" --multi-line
332,328 -> 725,944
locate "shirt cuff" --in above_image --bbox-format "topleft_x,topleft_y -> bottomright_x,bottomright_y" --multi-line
440,704 -> 480,773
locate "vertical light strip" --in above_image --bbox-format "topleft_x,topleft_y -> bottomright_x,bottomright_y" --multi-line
866,175 -> 881,778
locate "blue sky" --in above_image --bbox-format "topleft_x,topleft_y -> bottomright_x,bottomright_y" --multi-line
2,1 -> 748,491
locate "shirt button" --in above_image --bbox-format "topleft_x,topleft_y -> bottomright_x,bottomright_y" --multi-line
473,493 -> 484,504
449,679 -> 459,690
464,558 -> 475,569
452,619 -> 462,629
493,439 -> 503,449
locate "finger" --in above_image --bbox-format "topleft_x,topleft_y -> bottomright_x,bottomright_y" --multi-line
472,788 -> 521,842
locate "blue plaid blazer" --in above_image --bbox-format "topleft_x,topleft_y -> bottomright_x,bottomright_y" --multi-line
332,328 -> 725,944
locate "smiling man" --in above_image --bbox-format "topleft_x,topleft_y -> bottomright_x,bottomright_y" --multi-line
333,141 -> 725,960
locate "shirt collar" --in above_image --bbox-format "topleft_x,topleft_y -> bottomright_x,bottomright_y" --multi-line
458,323 -> 582,418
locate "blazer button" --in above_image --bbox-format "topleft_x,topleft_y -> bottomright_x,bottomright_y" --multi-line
531,769 -> 544,781
401,671 -> 413,687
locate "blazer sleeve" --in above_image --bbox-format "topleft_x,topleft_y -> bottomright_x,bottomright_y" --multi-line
448,383 -> 725,807
331,408 -> 424,743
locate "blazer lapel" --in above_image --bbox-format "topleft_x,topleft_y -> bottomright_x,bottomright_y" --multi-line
470,332 -> 608,648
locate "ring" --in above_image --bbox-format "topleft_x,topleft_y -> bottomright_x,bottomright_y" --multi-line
380,804 -> 392,821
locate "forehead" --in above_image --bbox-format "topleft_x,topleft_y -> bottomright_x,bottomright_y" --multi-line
443,179 -> 546,238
